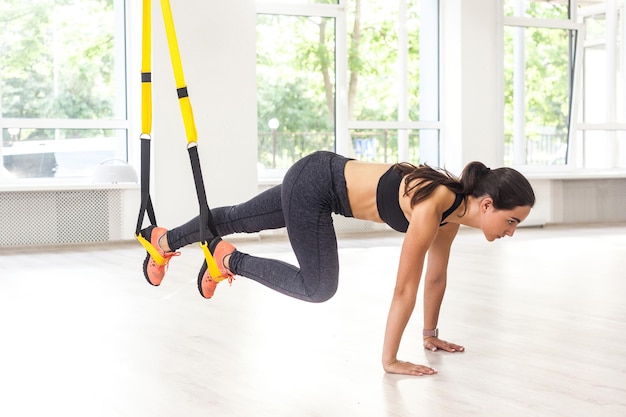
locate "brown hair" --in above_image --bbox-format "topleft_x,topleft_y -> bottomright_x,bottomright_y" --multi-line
393,161 -> 535,210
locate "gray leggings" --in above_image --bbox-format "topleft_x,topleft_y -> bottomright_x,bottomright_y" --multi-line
166,151 -> 354,303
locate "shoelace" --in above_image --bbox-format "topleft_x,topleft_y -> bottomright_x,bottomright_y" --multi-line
151,251 -> 181,268
212,272 -> 235,285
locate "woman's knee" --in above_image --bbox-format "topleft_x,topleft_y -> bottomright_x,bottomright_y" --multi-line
306,281 -> 338,303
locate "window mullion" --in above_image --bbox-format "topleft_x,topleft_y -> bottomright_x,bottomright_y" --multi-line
398,0 -> 409,162
335,5 -> 349,156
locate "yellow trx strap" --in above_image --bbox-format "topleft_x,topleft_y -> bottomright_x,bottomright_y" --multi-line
160,0 -> 197,145
136,0 -> 221,280
141,0 -> 152,136
135,0 -> 157,254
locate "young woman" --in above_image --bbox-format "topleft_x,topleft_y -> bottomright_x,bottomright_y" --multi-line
139,150 -> 535,376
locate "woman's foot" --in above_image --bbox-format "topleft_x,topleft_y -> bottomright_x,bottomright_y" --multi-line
140,226 -> 180,286
197,237 -> 236,299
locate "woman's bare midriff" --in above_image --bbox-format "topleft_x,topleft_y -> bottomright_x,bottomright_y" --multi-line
344,160 -> 394,222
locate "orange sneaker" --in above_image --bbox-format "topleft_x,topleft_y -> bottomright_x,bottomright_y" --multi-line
197,237 -> 236,299
141,226 -> 180,286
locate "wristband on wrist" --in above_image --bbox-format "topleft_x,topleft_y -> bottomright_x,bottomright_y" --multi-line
422,328 -> 438,338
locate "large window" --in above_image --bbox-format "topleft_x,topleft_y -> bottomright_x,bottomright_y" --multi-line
256,0 -> 440,174
504,0 -> 626,169
257,13 -> 336,170
503,0 -> 580,167
0,0 -> 128,181
578,1 -> 626,168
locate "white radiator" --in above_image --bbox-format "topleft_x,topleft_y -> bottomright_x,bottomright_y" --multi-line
0,189 -> 126,246
561,179 -> 626,223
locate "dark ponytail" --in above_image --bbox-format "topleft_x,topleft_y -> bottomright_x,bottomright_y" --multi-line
393,161 -> 535,210
458,162 -> 490,196
460,162 -> 535,210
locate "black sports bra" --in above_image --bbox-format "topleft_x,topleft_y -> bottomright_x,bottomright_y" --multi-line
376,166 -> 464,233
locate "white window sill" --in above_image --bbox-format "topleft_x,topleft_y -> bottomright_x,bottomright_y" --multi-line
0,177 -> 139,192
524,169 -> 626,181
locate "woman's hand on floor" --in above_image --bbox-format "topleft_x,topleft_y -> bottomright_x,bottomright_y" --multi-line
383,359 -> 437,376
423,337 -> 465,353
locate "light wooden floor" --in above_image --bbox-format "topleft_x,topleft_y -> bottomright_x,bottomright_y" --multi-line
0,223 -> 625,417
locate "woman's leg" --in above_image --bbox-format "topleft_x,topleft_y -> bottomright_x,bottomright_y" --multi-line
166,184 -> 286,250
227,151 -> 352,303
142,182 -> 286,288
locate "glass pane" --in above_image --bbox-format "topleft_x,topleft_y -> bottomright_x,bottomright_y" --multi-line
583,12 -> 606,44
504,26 -> 573,165
348,129 -> 427,164
577,5 -> 625,170
346,0 -> 437,122
2,128 -> 128,179
257,14 -> 336,171
0,0 -> 126,120
583,44 -> 608,124
258,130 -> 334,170
411,0 -> 440,123
347,1 -> 400,122
504,0 -> 569,19
615,7 -> 626,122
576,130 -> 626,169
582,11 -> 625,124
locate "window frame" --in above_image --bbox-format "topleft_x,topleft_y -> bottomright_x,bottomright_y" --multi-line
256,0 -> 442,168
0,0 -> 132,185
576,1 -> 626,169
503,0 -> 626,172
502,12 -> 584,172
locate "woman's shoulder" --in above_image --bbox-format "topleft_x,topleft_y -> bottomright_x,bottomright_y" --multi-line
407,182 -> 461,212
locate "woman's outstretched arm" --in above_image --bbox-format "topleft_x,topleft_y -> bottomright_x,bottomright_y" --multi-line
422,223 -> 465,353
381,202 -> 440,376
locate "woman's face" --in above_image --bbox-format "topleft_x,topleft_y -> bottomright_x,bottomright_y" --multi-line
480,200 -> 532,242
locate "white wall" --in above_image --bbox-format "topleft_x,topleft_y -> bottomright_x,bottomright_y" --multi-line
150,0 -> 258,228
441,0 -> 502,174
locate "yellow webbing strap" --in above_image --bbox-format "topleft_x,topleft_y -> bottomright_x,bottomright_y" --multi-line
136,233 -> 166,266
141,0 -> 152,136
135,0 -> 154,246
201,242 -> 228,282
160,0 -> 198,144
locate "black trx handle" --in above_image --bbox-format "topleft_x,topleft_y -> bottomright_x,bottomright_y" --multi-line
135,135 -> 157,236
187,143 -> 218,244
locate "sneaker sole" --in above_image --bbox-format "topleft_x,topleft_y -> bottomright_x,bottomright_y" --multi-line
143,252 -> 158,286
196,260 -> 211,298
